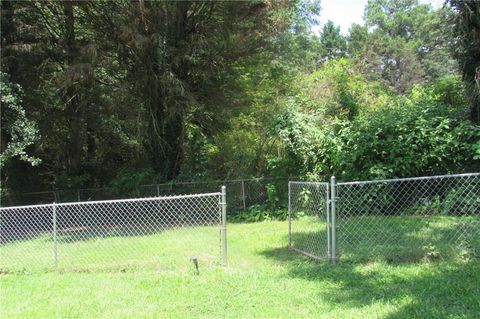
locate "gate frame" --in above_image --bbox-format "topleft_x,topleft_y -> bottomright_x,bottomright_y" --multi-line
287,180 -> 333,262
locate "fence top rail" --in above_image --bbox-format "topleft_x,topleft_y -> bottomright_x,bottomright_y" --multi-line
11,190 -> 57,196
0,191 -> 223,211
76,176 -> 289,192
336,172 -> 480,186
289,181 -> 329,186
143,176 -> 289,187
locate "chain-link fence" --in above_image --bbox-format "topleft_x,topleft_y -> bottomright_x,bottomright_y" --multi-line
1,177 -> 290,215
288,182 -> 330,260
289,173 -> 480,263
0,189 -> 227,272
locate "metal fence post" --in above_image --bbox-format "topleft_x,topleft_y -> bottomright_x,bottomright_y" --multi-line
288,182 -> 291,248
52,203 -> 58,269
330,176 -> 337,265
221,186 -> 227,266
326,183 -> 331,260
157,184 -> 160,197
241,180 -> 246,209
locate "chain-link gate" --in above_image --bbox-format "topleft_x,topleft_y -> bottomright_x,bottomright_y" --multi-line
0,188 -> 227,272
289,173 -> 480,263
288,181 -> 330,260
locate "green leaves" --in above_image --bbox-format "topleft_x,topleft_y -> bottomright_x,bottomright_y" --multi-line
449,0 -> 480,123
473,141 -> 480,160
355,0 -> 457,93
276,70 -> 479,181
329,95 -> 479,180
319,21 -> 347,61
0,72 -> 40,168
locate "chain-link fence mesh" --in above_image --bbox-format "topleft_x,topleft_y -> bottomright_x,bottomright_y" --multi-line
336,173 -> 480,262
288,182 -> 330,260
289,173 -> 480,263
1,178 -> 290,215
1,191 -> 57,207
0,191 -> 225,272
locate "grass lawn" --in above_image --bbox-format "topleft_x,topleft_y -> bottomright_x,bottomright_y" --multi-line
291,215 -> 480,262
1,220 -> 480,318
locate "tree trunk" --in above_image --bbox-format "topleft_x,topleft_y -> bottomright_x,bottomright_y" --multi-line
142,1 -> 190,181
63,1 -> 83,176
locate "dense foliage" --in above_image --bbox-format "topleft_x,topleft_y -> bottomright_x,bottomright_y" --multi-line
1,0 -> 479,200
0,72 -> 40,168
449,0 -> 480,123
275,70 -> 479,181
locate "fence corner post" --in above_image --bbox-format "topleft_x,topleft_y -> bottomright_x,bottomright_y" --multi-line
288,181 -> 292,248
52,202 -> 58,270
330,176 -> 337,265
221,185 -> 227,266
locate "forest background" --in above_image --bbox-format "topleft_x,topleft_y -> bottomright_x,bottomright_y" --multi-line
1,0 -> 479,200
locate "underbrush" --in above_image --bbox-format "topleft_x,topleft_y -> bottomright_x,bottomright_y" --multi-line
229,205 -> 288,223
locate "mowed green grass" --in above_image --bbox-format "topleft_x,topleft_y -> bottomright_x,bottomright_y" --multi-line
1,224 -> 223,272
291,215 -> 480,262
1,220 -> 480,318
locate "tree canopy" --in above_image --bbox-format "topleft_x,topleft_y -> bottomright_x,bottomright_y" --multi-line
1,0 -> 478,201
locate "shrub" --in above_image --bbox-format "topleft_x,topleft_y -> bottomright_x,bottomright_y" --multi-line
110,168 -> 154,197
443,185 -> 480,216
274,73 -> 479,181
230,205 -> 288,223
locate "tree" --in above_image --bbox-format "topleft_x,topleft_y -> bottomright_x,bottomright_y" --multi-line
347,23 -> 368,56
1,0 -> 476,202
352,0 -> 457,93
319,21 -> 347,61
449,0 -> 480,123
365,0 -> 420,39
95,1 -> 302,181
0,0 -> 318,195
0,72 -> 40,168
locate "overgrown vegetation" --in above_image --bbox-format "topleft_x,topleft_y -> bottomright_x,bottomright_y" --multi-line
1,0 -> 479,201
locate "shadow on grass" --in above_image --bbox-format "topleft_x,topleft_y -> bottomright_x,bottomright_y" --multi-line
0,224 -> 166,246
290,216 -> 480,263
260,245 -> 480,318
2,221 -> 218,246
289,228 -> 329,259
57,224 -> 167,243
338,216 -> 480,263
262,215 -> 480,317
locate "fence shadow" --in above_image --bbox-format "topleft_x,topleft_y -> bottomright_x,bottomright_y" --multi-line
288,215 -> 480,264
1,221 -> 220,246
262,215 -> 480,317
56,222 -> 217,243
289,228 -> 329,259
260,244 -> 480,318
337,216 -> 480,263
57,224 -> 167,243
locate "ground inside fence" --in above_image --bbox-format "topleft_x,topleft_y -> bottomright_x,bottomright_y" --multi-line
1,223 -> 222,272
2,212 -> 479,272
1,220 -> 479,318
1,191 -> 225,272
291,215 -> 480,262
